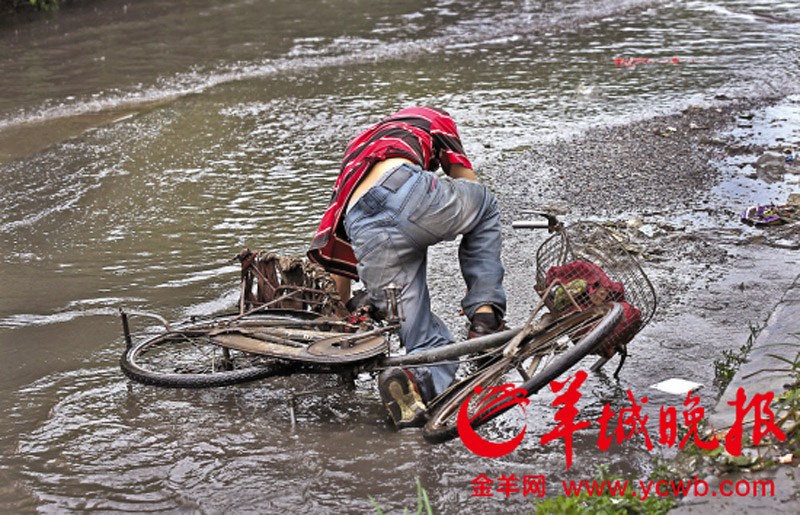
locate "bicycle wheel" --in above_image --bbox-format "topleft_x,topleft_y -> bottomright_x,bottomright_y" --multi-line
121,329 -> 296,388
422,303 -> 621,444
120,312 -> 309,388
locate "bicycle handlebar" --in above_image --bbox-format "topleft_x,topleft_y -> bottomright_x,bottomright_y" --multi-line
511,211 -> 562,232
511,220 -> 550,229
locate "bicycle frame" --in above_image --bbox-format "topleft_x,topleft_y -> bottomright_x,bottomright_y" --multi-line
376,281 -> 621,370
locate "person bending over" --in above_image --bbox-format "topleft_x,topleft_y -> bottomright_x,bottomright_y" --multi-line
308,106 -> 506,428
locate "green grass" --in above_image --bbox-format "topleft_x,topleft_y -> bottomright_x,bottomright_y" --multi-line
533,465 -> 677,515
370,477 -> 433,515
3,0 -> 57,11
767,344 -> 800,455
713,323 -> 762,390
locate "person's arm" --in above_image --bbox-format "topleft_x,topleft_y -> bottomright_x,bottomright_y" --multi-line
449,163 -> 478,182
332,273 -> 351,303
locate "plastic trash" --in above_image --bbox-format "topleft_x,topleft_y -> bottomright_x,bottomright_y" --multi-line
614,56 -> 680,68
740,205 -> 785,226
650,378 -> 703,395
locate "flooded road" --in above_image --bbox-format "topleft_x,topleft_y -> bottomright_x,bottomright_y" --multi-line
1,0 -> 799,512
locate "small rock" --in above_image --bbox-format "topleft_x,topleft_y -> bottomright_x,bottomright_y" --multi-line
756,151 -> 787,180
757,151 -> 786,165
726,143 -> 750,155
703,137 -> 726,146
638,224 -> 662,238
626,217 -> 644,229
655,126 -> 678,137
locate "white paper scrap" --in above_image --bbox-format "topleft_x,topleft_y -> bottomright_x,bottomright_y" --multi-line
650,378 -> 703,395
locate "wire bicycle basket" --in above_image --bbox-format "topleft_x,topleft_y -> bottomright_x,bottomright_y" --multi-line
534,221 -> 657,357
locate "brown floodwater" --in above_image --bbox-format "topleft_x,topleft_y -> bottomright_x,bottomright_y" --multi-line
1,0 -> 799,512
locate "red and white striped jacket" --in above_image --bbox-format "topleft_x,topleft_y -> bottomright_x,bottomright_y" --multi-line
308,106 -> 472,279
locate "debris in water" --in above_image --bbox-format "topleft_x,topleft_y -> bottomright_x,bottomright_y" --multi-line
614,56 -> 681,68
651,378 -> 703,395
740,205 -> 790,226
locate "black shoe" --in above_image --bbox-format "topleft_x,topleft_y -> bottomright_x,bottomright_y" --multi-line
345,289 -> 370,313
467,312 -> 508,340
378,368 -> 427,429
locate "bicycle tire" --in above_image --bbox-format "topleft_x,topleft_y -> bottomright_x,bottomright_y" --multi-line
119,312 -> 323,388
121,330 -> 296,388
422,303 -> 622,444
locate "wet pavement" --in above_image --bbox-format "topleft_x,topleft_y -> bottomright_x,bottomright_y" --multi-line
671,273 -> 800,514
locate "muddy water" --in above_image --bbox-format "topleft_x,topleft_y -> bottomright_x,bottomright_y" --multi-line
1,0 -> 799,512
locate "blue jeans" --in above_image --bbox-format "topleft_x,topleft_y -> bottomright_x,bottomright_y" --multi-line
343,164 -> 506,401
